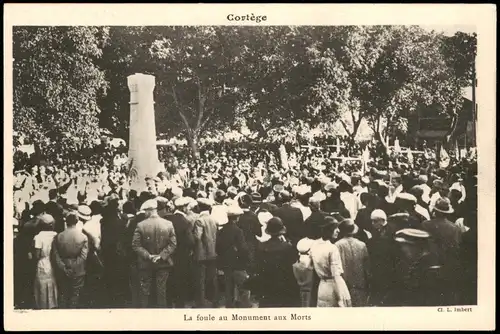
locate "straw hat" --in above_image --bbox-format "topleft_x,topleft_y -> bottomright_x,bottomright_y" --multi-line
77,205 -> 92,221
433,197 -> 454,214
394,228 -> 430,244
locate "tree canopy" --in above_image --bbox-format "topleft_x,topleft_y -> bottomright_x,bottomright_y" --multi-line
13,25 -> 477,157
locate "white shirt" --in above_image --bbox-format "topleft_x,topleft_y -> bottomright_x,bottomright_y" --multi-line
451,182 -> 467,203
341,191 -> 361,220
415,204 -> 431,221
83,215 -> 102,250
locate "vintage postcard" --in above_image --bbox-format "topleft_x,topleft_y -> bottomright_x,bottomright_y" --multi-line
3,3 -> 496,331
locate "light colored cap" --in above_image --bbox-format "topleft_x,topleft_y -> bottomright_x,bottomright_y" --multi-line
257,211 -> 274,225
340,173 -> 352,185
197,197 -> 215,207
227,205 -> 244,217
211,205 -> 228,226
174,197 -> 192,208
324,182 -> 337,192
396,193 -> 417,203
370,209 -> 387,221
297,185 -> 311,196
156,196 -> 169,203
361,176 -> 370,184
140,199 -> 158,211
171,187 -> 183,198
309,194 -> 324,203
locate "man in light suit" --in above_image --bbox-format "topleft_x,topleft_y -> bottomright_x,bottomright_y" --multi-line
192,198 -> 219,308
132,199 -> 177,308
52,213 -> 89,308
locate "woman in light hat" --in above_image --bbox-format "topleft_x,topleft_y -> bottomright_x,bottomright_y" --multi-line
310,217 -> 351,307
335,219 -> 370,307
33,214 -> 58,309
255,217 -> 300,307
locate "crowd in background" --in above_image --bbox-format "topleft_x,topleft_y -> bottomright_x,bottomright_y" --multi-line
12,134 -> 477,309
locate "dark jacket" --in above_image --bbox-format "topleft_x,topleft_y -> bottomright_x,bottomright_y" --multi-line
366,225 -> 399,305
100,211 -> 128,266
386,252 -> 447,306
165,212 -> 196,262
320,198 -> 350,219
421,217 -> 462,270
237,210 -> 262,266
274,203 -> 305,247
255,237 -> 300,307
131,215 -> 177,270
304,209 -> 327,239
216,222 -> 249,271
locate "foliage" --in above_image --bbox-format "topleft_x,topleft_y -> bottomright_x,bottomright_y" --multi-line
13,26 -> 109,153
14,26 -> 476,157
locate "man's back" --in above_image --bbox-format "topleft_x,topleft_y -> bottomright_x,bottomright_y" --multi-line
135,216 -> 175,256
57,227 -> 87,258
422,217 -> 462,265
166,213 -> 195,258
194,213 -> 218,261
335,237 -> 369,289
275,204 -> 304,245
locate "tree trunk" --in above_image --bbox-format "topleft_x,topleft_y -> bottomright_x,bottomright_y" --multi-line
187,132 -> 200,160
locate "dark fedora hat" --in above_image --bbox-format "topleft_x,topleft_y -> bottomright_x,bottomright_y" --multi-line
251,192 -> 262,203
265,217 -> 287,236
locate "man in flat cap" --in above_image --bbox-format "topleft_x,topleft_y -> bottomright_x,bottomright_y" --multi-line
132,199 -> 177,308
165,197 -> 196,308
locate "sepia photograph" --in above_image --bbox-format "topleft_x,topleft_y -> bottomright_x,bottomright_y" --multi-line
4,3 -> 496,331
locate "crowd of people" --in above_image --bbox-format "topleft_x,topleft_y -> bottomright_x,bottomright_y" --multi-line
12,135 -> 477,309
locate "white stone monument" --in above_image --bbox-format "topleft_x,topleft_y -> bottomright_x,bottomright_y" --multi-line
127,73 -> 162,192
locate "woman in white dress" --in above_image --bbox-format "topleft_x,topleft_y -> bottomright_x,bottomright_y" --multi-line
33,214 -> 58,309
310,217 -> 352,307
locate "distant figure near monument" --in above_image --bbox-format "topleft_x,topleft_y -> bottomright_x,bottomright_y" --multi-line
127,73 -> 162,192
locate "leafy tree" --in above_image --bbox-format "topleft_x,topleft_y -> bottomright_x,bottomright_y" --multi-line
147,26 -> 252,157
352,26 -> 464,148
13,26 -> 109,155
441,32 -> 477,87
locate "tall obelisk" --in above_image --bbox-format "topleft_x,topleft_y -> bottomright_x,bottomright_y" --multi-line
127,73 -> 161,192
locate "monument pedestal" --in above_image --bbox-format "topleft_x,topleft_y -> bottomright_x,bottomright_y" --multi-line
127,73 -> 161,193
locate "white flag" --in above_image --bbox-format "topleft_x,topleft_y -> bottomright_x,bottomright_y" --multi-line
394,139 -> 401,154
407,149 -> 414,165
439,146 -> 450,168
